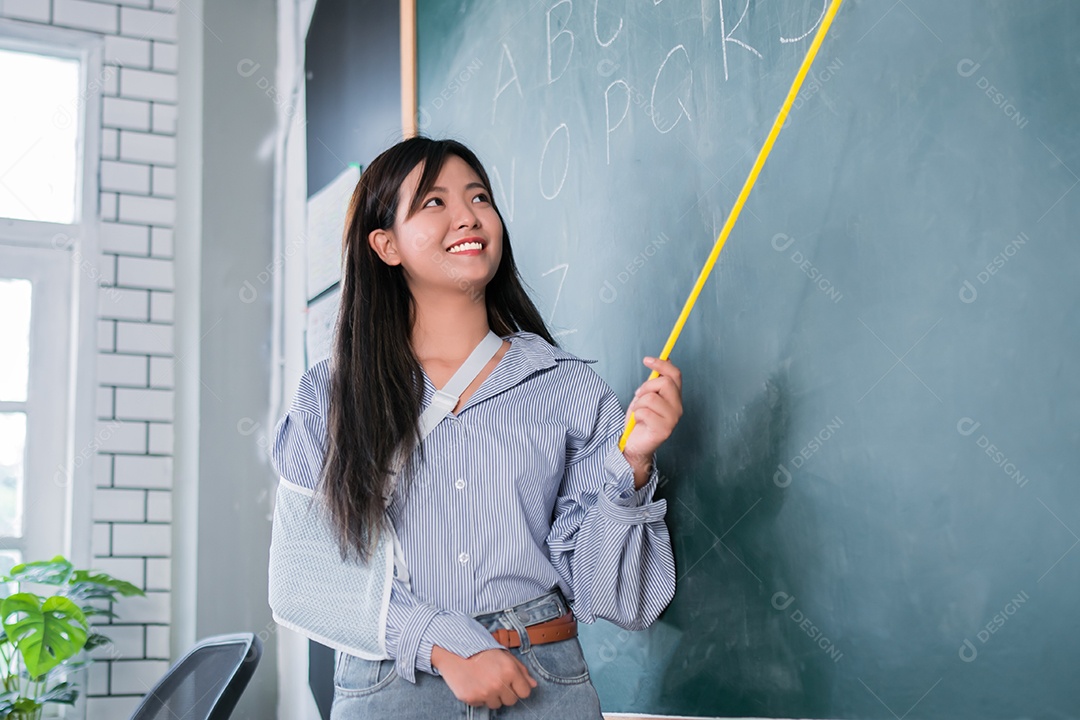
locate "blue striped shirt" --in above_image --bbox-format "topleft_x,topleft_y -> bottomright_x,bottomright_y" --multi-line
270,330 -> 675,683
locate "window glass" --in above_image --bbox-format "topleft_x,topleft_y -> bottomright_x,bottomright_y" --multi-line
0,48 -> 80,224
0,279 -> 32,403
0,412 -> 27,538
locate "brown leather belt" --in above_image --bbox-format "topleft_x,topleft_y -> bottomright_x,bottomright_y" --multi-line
490,612 -> 577,649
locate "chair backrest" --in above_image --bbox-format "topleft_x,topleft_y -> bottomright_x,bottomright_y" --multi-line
129,632 -> 263,720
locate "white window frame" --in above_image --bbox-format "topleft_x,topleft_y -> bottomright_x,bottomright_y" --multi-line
0,249 -> 73,564
0,19 -> 103,578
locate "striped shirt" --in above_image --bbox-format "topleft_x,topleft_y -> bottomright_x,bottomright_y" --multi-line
270,330 -> 676,683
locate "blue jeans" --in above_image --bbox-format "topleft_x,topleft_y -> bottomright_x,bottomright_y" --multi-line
329,601 -> 603,719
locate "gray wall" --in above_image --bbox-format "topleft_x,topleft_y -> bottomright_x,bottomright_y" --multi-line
178,0 -> 279,716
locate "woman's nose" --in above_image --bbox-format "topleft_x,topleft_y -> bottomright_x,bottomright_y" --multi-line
455,201 -> 480,229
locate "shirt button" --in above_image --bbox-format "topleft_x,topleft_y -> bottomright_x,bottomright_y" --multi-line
458,552 -> 470,564
454,478 -> 466,490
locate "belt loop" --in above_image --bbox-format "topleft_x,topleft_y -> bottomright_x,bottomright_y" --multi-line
504,609 -> 532,653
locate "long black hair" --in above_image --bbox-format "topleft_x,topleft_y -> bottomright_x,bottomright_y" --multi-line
324,137 -> 556,561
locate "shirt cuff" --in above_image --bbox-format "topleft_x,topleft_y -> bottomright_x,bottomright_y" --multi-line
393,603 -> 440,683
416,615 -> 505,677
598,445 -> 667,525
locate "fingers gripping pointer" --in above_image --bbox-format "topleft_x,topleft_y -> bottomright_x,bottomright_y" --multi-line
623,356 -> 684,470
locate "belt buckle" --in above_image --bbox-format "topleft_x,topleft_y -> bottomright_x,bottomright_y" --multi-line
513,589 -> 565,627
474,588 -> 569,630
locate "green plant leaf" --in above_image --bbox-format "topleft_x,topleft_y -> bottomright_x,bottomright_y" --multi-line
0,689 -> 17,715
83,632 -> 112,650
3,556 -> 74,586
13,695 -> 43,711
1,594 -> 89,679
37,681 -> 78,705
81,605 -> 118,620
69,571 -> 144,599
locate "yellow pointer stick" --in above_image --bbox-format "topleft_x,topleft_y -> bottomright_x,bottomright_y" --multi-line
619,0 -> 846,452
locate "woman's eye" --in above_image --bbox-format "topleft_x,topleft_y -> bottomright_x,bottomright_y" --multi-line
472,193 -> 491,204
423,197 -> 443,208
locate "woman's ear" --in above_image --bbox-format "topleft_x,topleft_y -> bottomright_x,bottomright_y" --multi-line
368,228 -> 401,266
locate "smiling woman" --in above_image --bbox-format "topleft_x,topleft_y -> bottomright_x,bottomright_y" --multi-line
268,136 -> 683,719
366,153 -> 504,303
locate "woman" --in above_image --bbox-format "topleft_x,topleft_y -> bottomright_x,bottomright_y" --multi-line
270,137 -> 682,717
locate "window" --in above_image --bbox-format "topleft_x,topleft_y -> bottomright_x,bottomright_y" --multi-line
0,19 -> 103,574
0,279 -> 29,575
0,251 -> 72,570
0,48 -> 81,224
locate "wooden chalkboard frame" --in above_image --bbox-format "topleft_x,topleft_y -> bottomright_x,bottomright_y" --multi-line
401,0 -> 417,138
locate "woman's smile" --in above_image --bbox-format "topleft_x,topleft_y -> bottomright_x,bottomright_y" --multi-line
446,236 -> 486,254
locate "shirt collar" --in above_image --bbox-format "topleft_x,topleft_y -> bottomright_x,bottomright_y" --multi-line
419,330 -> 594,415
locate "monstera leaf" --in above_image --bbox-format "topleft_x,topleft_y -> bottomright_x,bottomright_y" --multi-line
68,570 -> 143,602
3,556 -> 75,586
1,593 -> 89,678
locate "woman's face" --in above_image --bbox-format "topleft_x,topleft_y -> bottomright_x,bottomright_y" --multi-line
369,154 -> 503,299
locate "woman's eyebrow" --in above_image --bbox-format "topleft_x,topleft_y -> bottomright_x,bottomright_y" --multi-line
429,182 -> 487,192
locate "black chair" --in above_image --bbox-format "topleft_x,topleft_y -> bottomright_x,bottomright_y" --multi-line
129,633 -> 263,720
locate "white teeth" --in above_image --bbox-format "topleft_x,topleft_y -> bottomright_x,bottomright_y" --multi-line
447,241 -> 483,253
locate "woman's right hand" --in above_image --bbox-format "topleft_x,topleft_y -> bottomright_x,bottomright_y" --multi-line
431,646 -> 538,708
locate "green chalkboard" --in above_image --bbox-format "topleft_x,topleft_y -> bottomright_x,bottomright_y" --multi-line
416,2 -> 1080,717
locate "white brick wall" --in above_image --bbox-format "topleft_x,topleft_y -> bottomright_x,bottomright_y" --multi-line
0,1 -> 179,712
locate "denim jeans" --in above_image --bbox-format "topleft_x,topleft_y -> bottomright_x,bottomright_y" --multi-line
329,595 -> 602,719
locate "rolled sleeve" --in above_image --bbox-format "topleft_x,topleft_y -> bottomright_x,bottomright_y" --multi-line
597,445 -> 667,524
384,581 -> 503,682
547,385 -> 676,632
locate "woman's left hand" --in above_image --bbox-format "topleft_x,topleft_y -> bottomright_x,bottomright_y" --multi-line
622,356 -> 683,467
